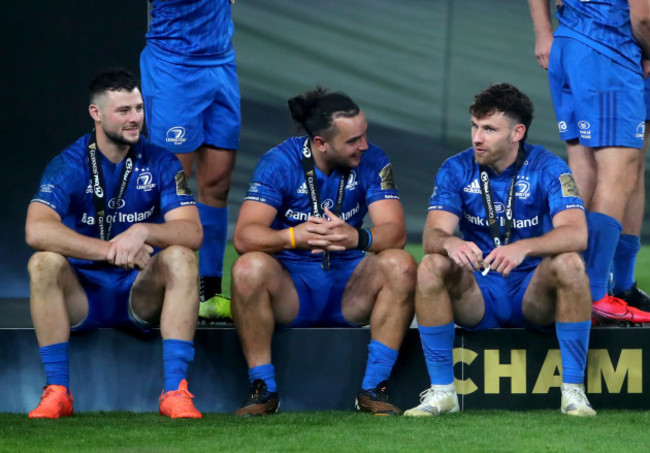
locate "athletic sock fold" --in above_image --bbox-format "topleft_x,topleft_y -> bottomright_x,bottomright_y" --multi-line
197,203 -> 228,281
40,342 -> 70,389
613,234 -> 641,294
586,212 -> 622,301
556,321 -> 591,384
361,340 -> 399,391
249,363 -> 277,392
162,339 -> 195,392
419,323 -> 455,386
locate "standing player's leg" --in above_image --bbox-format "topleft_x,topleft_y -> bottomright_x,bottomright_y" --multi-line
230,252 -> 299,416
550,38 -> 645,320
141,48 -> 236,319
340,249 -> 415,415
197,61 -> 240,317
196,145 -> 236,320
27,252 -> 87,419
566,140 -> 597,208
130,245 -> 202,419
521,252 -> 595,416
613,109 -> 650,310
404,253 -> 482,417
587,146 -> 639,302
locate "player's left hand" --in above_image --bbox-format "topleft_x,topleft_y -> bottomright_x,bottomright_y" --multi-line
534,34 -> 553,70
107,224 -> 151,269
305,207 -> 355,252
483,243 -> 527,277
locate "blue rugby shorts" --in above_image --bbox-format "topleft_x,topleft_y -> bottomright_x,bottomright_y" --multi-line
140,46 -> 241,153
548,37 -> 644,149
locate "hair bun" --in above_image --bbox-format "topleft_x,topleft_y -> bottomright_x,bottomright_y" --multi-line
288,87 -> 327,125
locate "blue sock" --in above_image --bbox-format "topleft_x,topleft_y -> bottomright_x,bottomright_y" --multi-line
607,263 -> 614,295
197,203 -> 228,278
586,212 -> 622,301
249,364 -> 277,392
40,342 -> 69,389
556,321 -> 591,384
361,340 -> 399,391
162,339 -> 195,392
419,323 -> 455,386
613,234 -> 641,294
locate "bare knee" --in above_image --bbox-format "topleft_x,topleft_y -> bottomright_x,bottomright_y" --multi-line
231,252 -> 278,299
197,162 -> 234,205
157,245 -> 198,281
417,253 -> 455,292
199,175 -> 232,203
548,252 -> 586,287
28,252 -> 68,283
375,249 -> 417,289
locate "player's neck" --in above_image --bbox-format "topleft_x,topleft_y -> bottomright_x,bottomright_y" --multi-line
312,146 -> 335,175
489,146 -> 519,175
96,132 -> 130,164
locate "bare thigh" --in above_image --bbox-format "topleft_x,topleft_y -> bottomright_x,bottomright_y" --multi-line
231,251 -> 301,325
129,253 -> 166,324
266,260 -> 301,325
448,269 -> 486,328
415,253 -> 485,328
340,249 -> 416,325
28,251 -> 89,326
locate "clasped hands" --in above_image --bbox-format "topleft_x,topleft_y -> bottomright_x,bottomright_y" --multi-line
106,224 -> 153,270
293,207 -> 358,254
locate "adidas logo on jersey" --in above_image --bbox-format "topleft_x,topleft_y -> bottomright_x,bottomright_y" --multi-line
463,179 -> 481,194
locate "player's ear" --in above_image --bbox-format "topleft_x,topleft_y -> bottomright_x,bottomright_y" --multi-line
513,124 -> 526,142
312,135 -> 327,151
89,104 -> 102,122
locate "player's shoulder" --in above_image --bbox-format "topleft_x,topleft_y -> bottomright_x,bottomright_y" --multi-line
262,136 -> 304,166
357,142 -> 391,172
48,134 -> 91,172
364,142 -> 388,157
523,143 -> 568,170
441,147 -> 475,173
60,134 -> 91,159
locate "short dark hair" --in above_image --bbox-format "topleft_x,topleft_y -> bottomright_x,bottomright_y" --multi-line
469,83 -> 534,141
287,86 -> 360,140
88,68 -> 139,104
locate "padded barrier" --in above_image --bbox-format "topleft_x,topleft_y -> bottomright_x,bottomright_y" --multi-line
1,326 -> 648,413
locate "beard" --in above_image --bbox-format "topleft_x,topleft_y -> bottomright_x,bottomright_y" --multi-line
103,125 -> 141,147
330,151 -> 362,170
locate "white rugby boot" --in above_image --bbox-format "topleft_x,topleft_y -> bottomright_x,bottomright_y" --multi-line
561,383 -> 597,416
403,383 -> 460,417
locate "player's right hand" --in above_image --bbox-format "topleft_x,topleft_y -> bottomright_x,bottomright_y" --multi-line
444,238 -> 484,273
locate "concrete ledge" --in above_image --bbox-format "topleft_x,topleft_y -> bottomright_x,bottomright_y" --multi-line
1,326 -> 648,413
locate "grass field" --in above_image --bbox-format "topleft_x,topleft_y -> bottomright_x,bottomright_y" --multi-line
3,245 -> 650,452
3,410 -> 650,452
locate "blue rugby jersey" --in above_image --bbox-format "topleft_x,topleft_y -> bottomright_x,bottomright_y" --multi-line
555,0 -> 642,74
32,135 -> 196,270
245,136 -> 400,262
428,143 -> 584,271
146,0 -> 235,66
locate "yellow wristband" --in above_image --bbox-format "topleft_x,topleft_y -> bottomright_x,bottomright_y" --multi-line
289,227 -> 296,248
